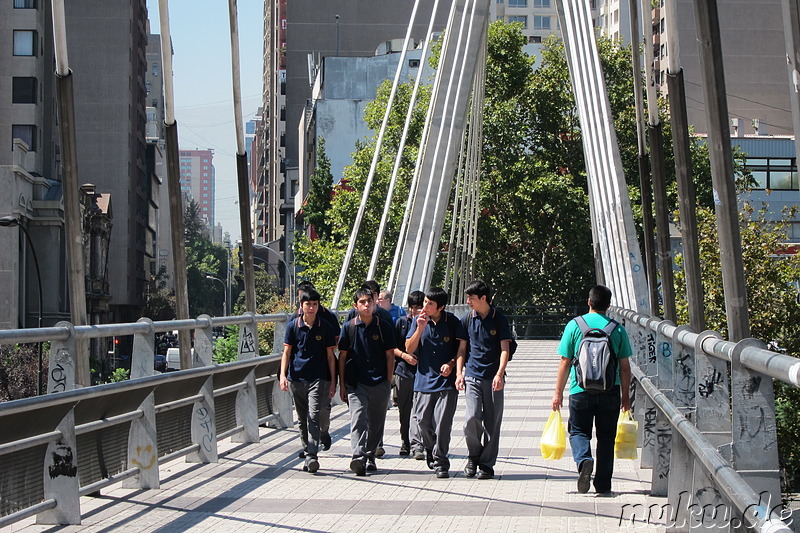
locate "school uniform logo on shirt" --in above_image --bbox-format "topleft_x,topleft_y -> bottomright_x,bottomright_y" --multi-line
372,334 -> 380,341
444,336 -> 451,343
315,335 -> 322,341
490,329 -> 497,336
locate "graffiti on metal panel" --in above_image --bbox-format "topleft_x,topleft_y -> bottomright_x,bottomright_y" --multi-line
741,376 -> 761,400
656,428 -> 671,479
698,369 -> 724,398
48,443 -> 77,478
647,333 -> 656,364
196,406 -> 215,452
660,342 -> 672,359
675,351 -> 695,405
239,330 -> 256,354
131,444 -> 156,469
737,406 -> 767,440
643,407 -> 657,449
50,362 -> 67,393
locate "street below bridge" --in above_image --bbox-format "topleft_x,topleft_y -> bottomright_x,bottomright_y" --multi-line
11,341 -> 666,532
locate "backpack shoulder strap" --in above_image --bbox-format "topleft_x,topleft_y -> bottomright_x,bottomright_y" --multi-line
602,318 -> 619,335
347,318 -> 357,352
574,315 -> 591,334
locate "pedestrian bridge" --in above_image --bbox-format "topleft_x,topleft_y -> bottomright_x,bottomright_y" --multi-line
7,340 -> 675,533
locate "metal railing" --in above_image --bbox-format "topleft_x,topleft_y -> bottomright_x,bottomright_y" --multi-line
610,306 -> 799,532
0,312 -> 295,527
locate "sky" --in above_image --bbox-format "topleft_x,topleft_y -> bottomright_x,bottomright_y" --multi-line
146,0 -> 264,241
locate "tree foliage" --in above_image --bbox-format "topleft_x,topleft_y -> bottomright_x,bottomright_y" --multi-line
305,138 -> 334,239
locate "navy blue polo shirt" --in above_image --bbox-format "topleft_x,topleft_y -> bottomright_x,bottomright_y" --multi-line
407,311 -> 466,393
284,316 -> 336,382
394,315 -> 416,379
338,314 -> 397,386
294,305 -> 340,337
346,305 -> 394,325
463,307 -> 513,380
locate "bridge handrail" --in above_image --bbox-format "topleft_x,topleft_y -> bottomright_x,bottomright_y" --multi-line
610,306 -> 796,533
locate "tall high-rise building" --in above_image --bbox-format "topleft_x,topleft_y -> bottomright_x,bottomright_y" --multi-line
489,0 -> 600,44
179,149 -> 215,228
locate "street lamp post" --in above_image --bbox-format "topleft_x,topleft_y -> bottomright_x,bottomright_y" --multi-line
205,274 -> 227,316
252,242 -> 295,307
1,216 -> 44,395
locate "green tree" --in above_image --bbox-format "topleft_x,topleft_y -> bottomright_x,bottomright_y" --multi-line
183,202 -> 230,317
304,138 -> 334,239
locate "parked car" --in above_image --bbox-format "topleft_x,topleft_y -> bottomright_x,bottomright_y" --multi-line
154,354 -> 167,373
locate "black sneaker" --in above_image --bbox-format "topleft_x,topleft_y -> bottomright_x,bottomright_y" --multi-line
306,459 -> 319,473
350,458 -> 366,476
426,449 -> 435,470
298,450 -> 307,459
577,459 -> 594,493
435,467 -> 449,479
464,458 -> 477,478
477,466 -> 494,480
375,446 -> 386,458
399,443 -> 410,456
413,449 -> 425,461
366,459 -> 377,472
321,433 -> 331,451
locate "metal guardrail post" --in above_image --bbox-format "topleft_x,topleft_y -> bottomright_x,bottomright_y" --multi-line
666,324 -> 696,533
233,312 -> 259,443
189,314 -> 218,463
37,408 -> 80,525
730,339 -> 781,512
641,318 -> 658,470
48,322 -> 77,394
627,316 -> 647,453
268,313 -> 293,429
652,320 -> 675,496
125,318 -> 159,489
692,330 -> 731,529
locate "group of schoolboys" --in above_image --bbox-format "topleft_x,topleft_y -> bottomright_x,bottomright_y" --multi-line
280,278 -> 513,479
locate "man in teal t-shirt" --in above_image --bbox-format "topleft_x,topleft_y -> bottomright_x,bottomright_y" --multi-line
552,285 -> 632,495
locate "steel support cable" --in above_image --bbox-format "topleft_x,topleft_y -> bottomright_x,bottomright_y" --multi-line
444,103 -> 471,292
367,0 -> 442,280
228,0 -> 256,313
400,0 -> 474,296
559,1 -> 626,300
331,0 -> 424,309
388,0 -> 460,294
419,0 -> 483,286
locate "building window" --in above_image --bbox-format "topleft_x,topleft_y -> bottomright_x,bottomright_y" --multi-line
12,125 -> 37,150
533,0 -> 550,7
152,99 -> 158,108
509,0 -> 527,7
14,0 -> 36,8
747,158 -> 798,191
408,58 -> 420,68
529,35 -> 542,43
145,81 -> 151,95
497,0 -> 503,3
533,15 -> 550,30
508,15 -> 528,28
203,158 -> 209,163
12,77 -> 37,103
152,63 -> 159,76
13,30 -> 37,56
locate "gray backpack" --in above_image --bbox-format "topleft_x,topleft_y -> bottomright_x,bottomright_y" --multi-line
572,316 -> 618,393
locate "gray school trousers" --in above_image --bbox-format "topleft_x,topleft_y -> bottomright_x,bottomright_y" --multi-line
289,379 -> 329,460
463,376 -> 504,468
413,388 -> 458,470
395,374 -> 419,450
346,380 -> 391,462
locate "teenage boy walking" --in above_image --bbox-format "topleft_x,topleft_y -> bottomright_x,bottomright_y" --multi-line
280,288 -> 337,473
394,290 -> 425,457
338,287 -> 397,475
455,279 -> 513,480
552,285 -> 632,494
404,287 -> 467,479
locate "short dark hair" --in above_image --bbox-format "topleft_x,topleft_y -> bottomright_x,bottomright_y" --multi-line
465,279 -> 492,304
588,285 -> 612,311
426,287 -> 448,308
353,287 -> 373,304
407,290 -> 425,308
299,288 -> 321,303
297,280 -> 315,293
364,280 -> 380,294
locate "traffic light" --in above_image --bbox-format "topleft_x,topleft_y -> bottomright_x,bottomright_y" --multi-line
237,248 -> 243,273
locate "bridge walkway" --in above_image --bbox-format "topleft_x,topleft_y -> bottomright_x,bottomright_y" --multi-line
10,340 -> 666,532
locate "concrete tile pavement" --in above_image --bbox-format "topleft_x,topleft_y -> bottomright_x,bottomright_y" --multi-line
8,340 -> 666,532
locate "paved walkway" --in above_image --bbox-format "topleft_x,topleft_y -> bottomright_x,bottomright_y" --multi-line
10,340 -> 667,532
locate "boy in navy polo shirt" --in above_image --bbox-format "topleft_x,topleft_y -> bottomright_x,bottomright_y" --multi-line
405,287 -> 467,478
394,290 -> 425,457
455,279 -> 512,480
338,287 -> 398,475
280,288 -> 337,473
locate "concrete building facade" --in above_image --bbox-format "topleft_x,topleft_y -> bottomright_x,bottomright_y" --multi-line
178,149 -> 215,228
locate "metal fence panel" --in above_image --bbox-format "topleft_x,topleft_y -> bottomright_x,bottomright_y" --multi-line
0,445 -> 46,517
76,423 -> 130,487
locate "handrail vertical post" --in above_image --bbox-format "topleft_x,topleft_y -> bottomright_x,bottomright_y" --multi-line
652,320 -> 675,496
233,312 -> 259,443
37,407 -> 80,525
189,314 -> 218,463
269,313 -> 293,428
640,318 -> 658,470
125,318 -> 159,488
48,322 -> 77,394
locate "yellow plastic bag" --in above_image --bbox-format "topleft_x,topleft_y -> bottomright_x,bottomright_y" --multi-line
540,410 -> 567,460
615,410 -> 638,460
